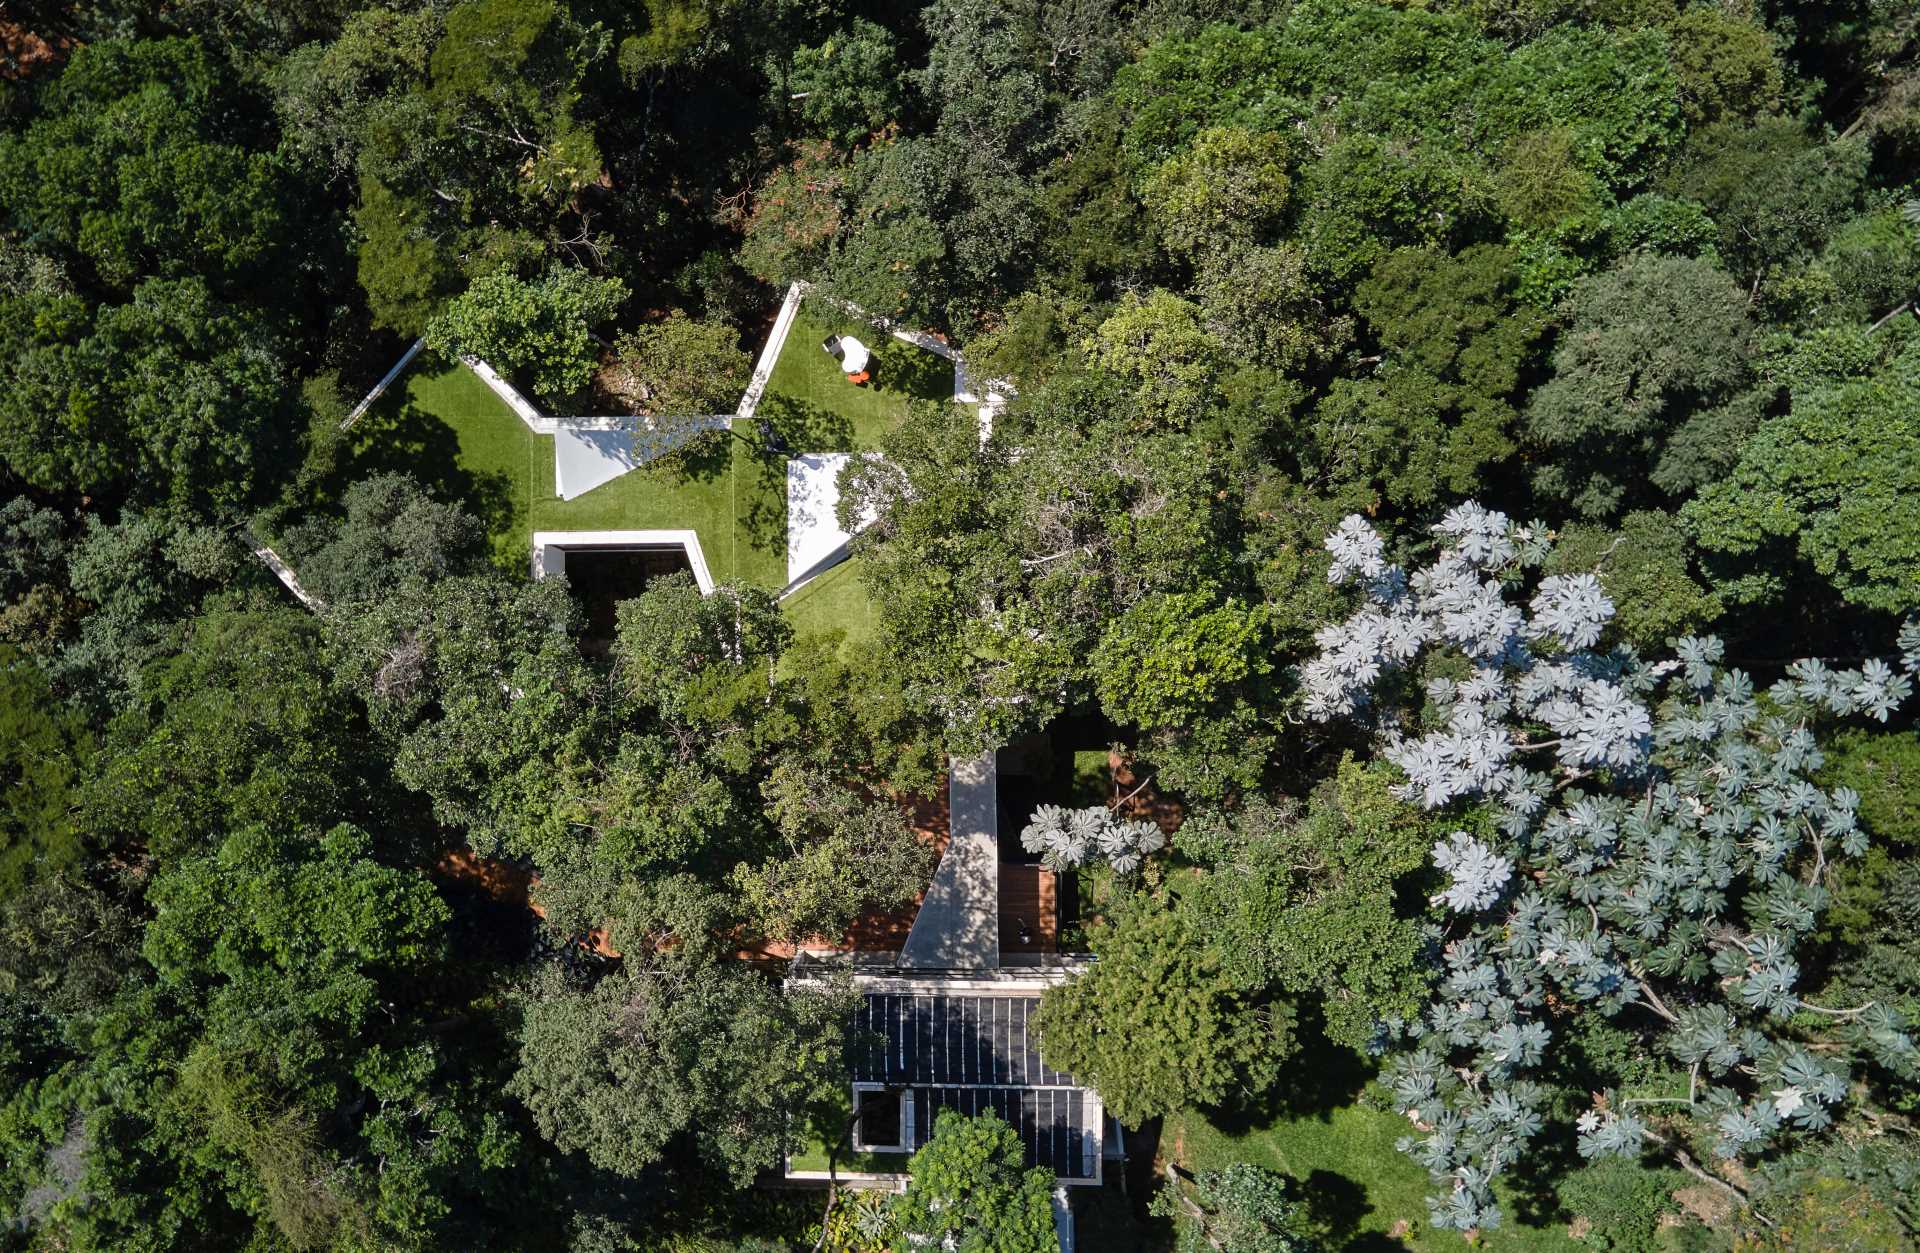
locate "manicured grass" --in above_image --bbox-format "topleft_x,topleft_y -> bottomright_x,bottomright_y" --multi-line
760,305 -> 953,451
1165,1049 -> 1581,1252
342,355 -> 788,588
787,1086 -> 909,1177
340,356 -> 542,572
529,431 -> 788,590
338,308 -> 956,595
780,557 -> 879,654
786,1141 -> 908,1177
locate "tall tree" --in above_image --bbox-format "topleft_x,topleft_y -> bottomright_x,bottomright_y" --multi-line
1304,502 -> 1920,1231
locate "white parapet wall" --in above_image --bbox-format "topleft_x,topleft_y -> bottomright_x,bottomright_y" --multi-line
462,355 -> 557,433
531,530 -> 715,594
736,282 -> 807,422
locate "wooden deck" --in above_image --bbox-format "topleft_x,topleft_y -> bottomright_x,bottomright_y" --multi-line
998,863 -> 1057,955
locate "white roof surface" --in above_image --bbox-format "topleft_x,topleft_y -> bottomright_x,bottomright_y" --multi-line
554,427 -> 637,501
786,453 -> 878,585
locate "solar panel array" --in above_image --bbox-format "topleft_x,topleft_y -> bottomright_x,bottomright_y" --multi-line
852,992 -> 1098,1179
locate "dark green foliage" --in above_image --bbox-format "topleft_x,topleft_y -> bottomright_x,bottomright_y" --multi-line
0,277 -> 292,508
0,649 -> 93,903
1174,757 -> 1436,1050
4,0 -> 1920,1244
779,18 -> 907,146
1554,1156 -> 1684,1251
1545,510 -> 1723,646
1526,252 -> 1760,518
1821,729 -> 1920,848
1664,120 -> 1869,279
1685,335 -> 1920,613
87,600 -> 364,859
889,1110 -> 1057,1253
282,472 -> 486,605
508,960 -> 857,1184
0,38 -> 287,293
1036,902 -> 1293,1125
1314,244 -> 1547,510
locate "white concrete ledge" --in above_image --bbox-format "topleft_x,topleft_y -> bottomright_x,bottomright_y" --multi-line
531,529 -> 715,593
737,282 -> 807,421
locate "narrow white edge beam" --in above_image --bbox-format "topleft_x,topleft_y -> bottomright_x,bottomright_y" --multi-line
463,355 -> 557,433
736,281 -> 807,422
341,337 -> 425,431
530,530 -> 715,595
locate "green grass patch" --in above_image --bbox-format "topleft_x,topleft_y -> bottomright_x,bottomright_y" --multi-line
1166,1048 -> 1581,1252
529,432 -> 788,590
339,356 -> 787,588
1071,749 -> 1114,807
760,304 -> 953,452
787,1086 -> 910,1177
780,557 -> 878,654
338,356 -> 541,572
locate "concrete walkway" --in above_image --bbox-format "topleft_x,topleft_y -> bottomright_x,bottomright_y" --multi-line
899,753 -> 1000,971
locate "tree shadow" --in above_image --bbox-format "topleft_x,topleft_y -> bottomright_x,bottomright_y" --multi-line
331,397 -> 515,543
756,391 -> 855,453
874,338 -> 951,405
737,447 -> 790,559
1217,1007 -> 1377,1131
1299,1168 -> 1380,1249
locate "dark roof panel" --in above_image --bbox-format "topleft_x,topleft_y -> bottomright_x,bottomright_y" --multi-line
852,990 -> 1099,1179
855,992 -> 1072,1087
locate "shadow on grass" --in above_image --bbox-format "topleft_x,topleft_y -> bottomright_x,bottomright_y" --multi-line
336,397 -> 518,543
756,391 -> 855,452
1216,1009 -> 1377,1133
876,338 -> 952,404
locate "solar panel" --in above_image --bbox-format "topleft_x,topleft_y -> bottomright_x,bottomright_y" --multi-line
852,991 -> 1100,1179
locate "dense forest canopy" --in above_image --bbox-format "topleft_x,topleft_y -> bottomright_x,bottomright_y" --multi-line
3,0 -> 1920,1249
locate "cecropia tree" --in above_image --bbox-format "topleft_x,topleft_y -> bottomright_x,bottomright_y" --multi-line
1304,502 -> 1920,1232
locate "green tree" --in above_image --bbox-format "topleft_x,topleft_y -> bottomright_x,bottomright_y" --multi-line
888,1111 -> 1055,1253
1545,510 -> 1723,647
779,19 -> 907,146
0,649 -> 93,904
1526,253 -> 1760,518
1085,289 -> 1229,427
86,600 -> 365,860
729,760 -> 935,946
605,311 -> 752,418
1685,341 -> 1920,614
1664,8 -> 1784,127
0,37 -> 288,293
1174,757 -> 1436,1050
1036,903 -> 1291,1125
0,277 -> 292,509
1193,243 -> 1350,372
281,472 -> 486,607
1314,244 -> 1547,511
1664,120 -> 1868,280
1141,126 -> 1291,259
508,960 -> 857,1183
425,267 -> 628,405
325,571 -> 600,861
1153,1163 -> 1315,1253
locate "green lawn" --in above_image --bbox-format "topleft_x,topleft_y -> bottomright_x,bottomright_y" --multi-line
340,356 -> 542,572
760,304 -> 953,451
787,1086 -> 909,1177
340,355 -> 788,588
779,557 -> 879,655
335,325 -> 947,630
530,432 -> 788,590
1165,1049 -> 1581,1252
